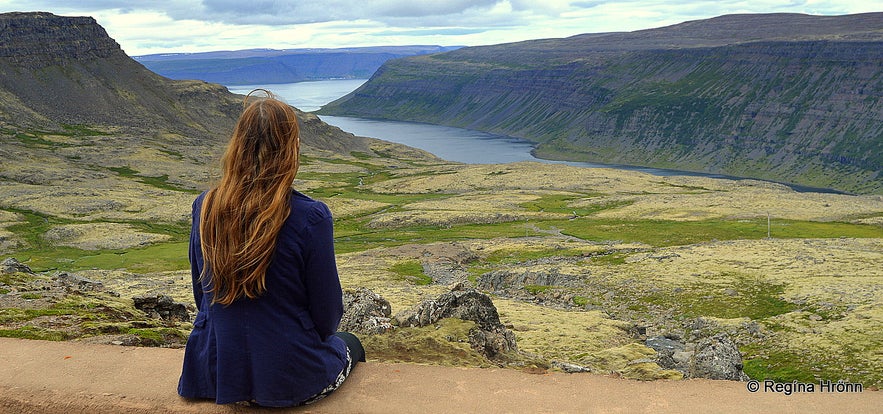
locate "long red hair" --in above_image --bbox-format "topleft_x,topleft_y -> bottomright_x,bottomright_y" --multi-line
200,90 -> 301,305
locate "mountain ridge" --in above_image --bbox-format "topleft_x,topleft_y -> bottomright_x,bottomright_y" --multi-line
0,11 -> 239,138
0,11 -> 380,156
319,13 -> 883,194
135,45 -> 461,85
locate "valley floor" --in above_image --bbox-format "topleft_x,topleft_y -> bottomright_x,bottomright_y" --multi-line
2,125 -> 882,389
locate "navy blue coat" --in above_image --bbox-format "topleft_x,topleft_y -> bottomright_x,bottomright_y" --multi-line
178,191 -> 348,406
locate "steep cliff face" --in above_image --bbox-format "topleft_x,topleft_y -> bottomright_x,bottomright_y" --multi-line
320,13 -> 883,194
0,12 -> 122,65
0,12 -> 241,137
0,12 -> 373,155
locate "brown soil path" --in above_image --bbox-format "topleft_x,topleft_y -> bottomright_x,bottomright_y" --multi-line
0,337 -> 878,413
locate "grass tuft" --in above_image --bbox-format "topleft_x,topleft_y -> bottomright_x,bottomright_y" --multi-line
389,260 -> 432,285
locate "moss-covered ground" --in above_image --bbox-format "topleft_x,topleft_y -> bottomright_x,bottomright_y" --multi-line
1,123 -> 881,385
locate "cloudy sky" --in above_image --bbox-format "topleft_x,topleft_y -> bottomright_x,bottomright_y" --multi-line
3,1 -> 881,56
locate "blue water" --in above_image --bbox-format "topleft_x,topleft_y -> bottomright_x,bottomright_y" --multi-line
225,80 -> 837,193
228,79 -> 368,112
317,115 -> 738,179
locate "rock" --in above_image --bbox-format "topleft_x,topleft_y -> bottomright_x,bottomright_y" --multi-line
741,320 -> 764,338
646,336 -> 688,372
341,287 -> 394,335
467,327 -> 517,360
421,259 -> 468,285
54,272 -> 104,292
477,268 -> 580,292
646,336 -> 685,353
690,333 -> 750,381
647,333 -> 749,381
1,257 -> 32,274
395,288 -> 517,359
629,324 -> 648,338
686,317 -> 720,341
552,360 -> 592,373
397,288 -> 498,331
132,294 -> 189,322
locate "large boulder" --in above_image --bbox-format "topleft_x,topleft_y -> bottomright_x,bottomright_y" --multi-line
690,333 -> 750,381
396,286 -> 517,359
646,332 -> 749,381
1,257 -> 32,274
133,294 -> 189,322
341,287 -> 394,335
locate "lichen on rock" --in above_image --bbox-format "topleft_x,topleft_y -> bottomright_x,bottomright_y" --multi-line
646,332 -> 749,381
395,286 -> 517,360
341,287 -> 394,335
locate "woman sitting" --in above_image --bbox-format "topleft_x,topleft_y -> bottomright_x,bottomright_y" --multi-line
178,90 -> 364,407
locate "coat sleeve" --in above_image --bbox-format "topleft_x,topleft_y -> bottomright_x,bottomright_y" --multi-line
303,203 -> 344,339
188,195 -> 206,310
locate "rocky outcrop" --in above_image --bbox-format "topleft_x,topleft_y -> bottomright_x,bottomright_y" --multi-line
132,294 -> 190,322
54,272 -> 105,293
477,267 -> 582,292
0,12 -> 122,68
321,13 -> 883,194
341,287 -> 394,335
395,286 -> 517,359
1,257 -> 32,274
646,333 -> 749,381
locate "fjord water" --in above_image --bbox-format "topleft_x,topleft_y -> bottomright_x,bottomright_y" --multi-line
227,80 -> 713,173
227,80 -> 834,191
229,79 -> 369,113
228,80 -> 548,164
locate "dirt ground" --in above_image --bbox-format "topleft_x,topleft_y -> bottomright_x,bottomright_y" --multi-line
1,337 -> 879,414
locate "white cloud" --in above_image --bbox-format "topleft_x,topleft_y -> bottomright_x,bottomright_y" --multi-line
2,0 -> 880,55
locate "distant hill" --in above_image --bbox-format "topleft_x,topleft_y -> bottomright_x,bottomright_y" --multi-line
135,46 -> 461,85
320,13 -> 883,194
0,11 -> 375,154
0,12 -> 239,139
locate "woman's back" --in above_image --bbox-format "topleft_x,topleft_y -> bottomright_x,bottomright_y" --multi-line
177,92 -> 360,407
179,190 -> 348,406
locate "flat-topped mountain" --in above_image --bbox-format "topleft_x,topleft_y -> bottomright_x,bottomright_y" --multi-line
135,46 -> 461,85
0,11 -> 380,155
0,12 -> 240,137
320,13 -> 883,194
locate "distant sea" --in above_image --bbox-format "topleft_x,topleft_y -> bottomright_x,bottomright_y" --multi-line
226,80 -> 839,193
228,79 -> 367,112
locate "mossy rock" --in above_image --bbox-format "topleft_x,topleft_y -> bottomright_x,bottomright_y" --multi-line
576,342 -> 683,380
